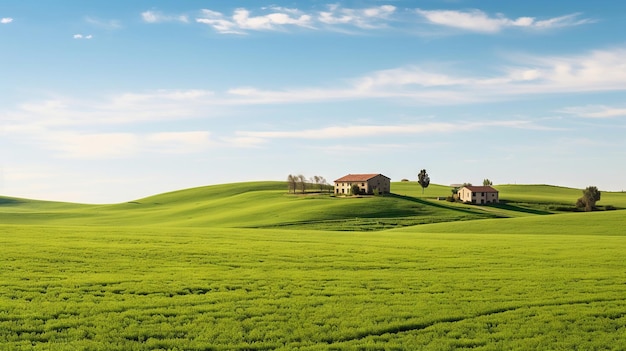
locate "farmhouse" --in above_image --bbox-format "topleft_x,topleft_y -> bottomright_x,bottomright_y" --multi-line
334,174 -> 391,195
458,185 -> 499,204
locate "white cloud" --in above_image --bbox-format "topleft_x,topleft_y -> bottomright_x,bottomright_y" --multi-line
37,131 -> 214,159
85,16 -> 121,30
1,17 -> 13,24
196,4 -> 397,34
142,10 -> 188,23
46,132 -> 141,159
3,89 -> 226,159
219,136 -> 268,148
5,89 -> 217,133
415,9 -> 591,33
146,5 -> 593,36
146,131 -> 213,153
223,47 -> 626,104
6,47 -> 626,142
235,120 -> 538,141
560,105 -> 626,118
196,10 -> 242,34
318,4 -> 396,29
196,7 -> 312,34
233,8 -> 311,30
533,13 -> 593,28
73,34 -> 93,39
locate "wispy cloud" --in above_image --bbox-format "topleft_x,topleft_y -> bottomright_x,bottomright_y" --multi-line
85,16 -> 122,30
235,120 -> 541,141
73,34 -> 93,39
4,45 -> 626,146
1,17 -> 13,24
224,47 -> 626,104
6,46 -> 626,153
415,9 -> 592,33
560,105 -> 626,118
9,90 -> 217,128
27,131 -> 214,159
318,4 -> 396,29
141,10 -> 188,23
194,4 -> 397,34
146,131 -> 213,153
190,5 -> 590,35
46,132 -> 141,159
196,7 -> 313,34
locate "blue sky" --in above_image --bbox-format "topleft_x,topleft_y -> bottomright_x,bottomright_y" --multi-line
2,1 -> 626,203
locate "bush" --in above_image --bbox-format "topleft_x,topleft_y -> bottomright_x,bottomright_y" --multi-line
446,196 -> 455,202
351,184 -> 361,196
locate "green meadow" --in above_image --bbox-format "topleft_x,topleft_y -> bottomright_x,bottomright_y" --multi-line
1,182 -> 626,350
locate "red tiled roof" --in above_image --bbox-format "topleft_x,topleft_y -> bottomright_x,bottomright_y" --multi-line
334,173 -> 388,182
463,186 -> 498,193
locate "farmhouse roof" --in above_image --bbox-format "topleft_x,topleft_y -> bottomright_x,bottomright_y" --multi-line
463,185 -> 499,193
334,174 -> 389,182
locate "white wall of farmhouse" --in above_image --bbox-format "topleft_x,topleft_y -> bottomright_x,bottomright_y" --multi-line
458,186 -> 499,204
334,174 -> 390,195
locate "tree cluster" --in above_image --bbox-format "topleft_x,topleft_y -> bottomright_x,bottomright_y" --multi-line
576,186 -> 601,212
286,174 -> 329,194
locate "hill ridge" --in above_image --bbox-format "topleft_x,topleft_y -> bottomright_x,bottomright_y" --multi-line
2,181 -> 625,231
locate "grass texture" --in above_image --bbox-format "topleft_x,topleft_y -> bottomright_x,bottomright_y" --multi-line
1,225 -> 625,350
1,181 -> 626,349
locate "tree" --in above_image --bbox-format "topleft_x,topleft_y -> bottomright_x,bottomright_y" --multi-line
483,179 -> 493,186
312,176 -> 320,189
287,174 -> 297,194
351,184 -> 361,196
417,169 -> 430,194
310,175 -> 328,192
317,176 -> 328,192
577,186 -> 601,212
297,174 -> 307,194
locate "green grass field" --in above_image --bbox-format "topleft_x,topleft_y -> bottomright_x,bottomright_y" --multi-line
1,182 -> 625,350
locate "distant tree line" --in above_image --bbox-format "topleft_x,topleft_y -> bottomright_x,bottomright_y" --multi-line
286,174 -> 331,194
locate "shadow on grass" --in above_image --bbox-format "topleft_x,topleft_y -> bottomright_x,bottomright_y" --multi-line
490,200 -> 553,215
323,296 -> 624,345
0,198 -> 23,206
388,193 -> 502,217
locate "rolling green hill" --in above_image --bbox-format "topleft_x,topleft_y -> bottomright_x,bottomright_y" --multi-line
2,182 -> 626,350
1,181 -> 625,230
0,182 -> 498,229
395,210 -> 626,236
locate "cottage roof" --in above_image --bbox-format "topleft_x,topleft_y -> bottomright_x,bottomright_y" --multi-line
334,173 -> 389,182
463,185 -> 498,193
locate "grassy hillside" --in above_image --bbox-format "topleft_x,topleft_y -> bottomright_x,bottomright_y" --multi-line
496,184 -> 626,207
2,181 -> 625,230
395,209 -> 626,236
0,181 -> 499,229
0,195 -> 95,212
2,182 -> 626,349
